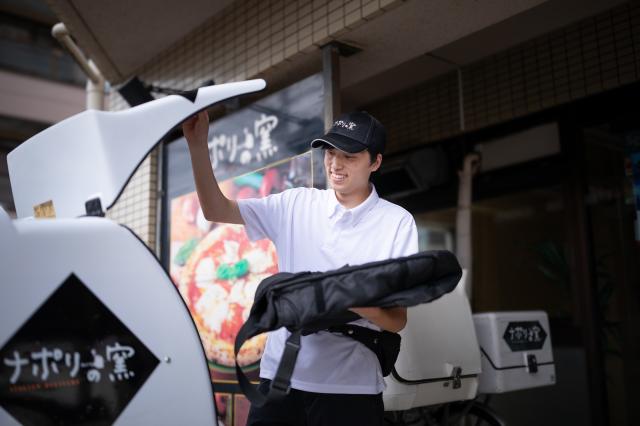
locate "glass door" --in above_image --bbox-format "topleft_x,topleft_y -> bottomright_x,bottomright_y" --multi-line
582,123 -> 640,426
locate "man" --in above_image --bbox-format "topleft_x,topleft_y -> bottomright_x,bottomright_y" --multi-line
183,110 -> 418,426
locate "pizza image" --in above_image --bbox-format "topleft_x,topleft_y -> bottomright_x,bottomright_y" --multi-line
179,224 -> 278,369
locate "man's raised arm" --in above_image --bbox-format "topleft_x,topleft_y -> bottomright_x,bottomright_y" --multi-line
182,111 -> 244,224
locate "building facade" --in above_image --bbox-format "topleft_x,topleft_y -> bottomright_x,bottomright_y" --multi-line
0,0 -> 85,216
30,0 -> 640,424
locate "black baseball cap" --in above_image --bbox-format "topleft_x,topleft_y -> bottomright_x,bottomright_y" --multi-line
311,111 -> 386,155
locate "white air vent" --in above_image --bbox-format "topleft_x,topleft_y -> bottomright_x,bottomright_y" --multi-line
477,123 -> 560,172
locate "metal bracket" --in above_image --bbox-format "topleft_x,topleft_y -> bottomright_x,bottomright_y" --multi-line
84,197 -> 105,217
452,366 -> 462,389
526,354 -> 538,373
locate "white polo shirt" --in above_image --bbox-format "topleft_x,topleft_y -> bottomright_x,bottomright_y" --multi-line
237,185 -> 418,394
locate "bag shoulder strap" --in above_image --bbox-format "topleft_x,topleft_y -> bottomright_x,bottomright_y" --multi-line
235,317 -> 302,407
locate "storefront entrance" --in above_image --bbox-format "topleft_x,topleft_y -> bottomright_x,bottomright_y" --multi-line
392,83 -> 640,426
580,119 -> 640,426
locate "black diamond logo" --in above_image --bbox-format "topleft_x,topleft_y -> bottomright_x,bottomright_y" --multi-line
503,321 -> 548,352
0,274 -> 159,425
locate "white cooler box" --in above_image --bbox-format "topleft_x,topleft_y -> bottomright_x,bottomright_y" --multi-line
473,311 -> 556,394
384,271 -> 482,411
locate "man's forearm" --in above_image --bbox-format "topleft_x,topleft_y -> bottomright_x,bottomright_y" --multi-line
187,141 -> 242,224
349,307 -> 407,332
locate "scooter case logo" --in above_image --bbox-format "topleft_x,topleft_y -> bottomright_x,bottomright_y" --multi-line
503,321 -> 547,351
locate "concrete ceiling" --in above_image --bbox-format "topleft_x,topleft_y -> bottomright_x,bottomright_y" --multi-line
339,0 -> 628,109
43,0 -> 627,108
44,0 -> 235,82
339,0 -> 551,89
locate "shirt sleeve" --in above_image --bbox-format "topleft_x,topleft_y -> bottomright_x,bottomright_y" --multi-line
237,190 -> 288,242
392,214 -> 419,258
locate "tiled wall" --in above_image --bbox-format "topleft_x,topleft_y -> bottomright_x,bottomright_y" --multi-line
106,0 -> 405,251
108,0 -> 404,112
367,1 -> 640,154
106,148 -> 159,251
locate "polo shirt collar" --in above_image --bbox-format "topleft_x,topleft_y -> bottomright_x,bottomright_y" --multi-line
327,184 -> 380,226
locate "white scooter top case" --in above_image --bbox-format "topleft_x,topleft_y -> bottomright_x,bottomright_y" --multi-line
7,79 -> 266,219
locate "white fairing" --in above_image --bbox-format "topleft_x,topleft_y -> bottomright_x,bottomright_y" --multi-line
7,79 -> 266,219
473,311 -> 556,394
0,209 -> 217,425
383,271 -> 482,411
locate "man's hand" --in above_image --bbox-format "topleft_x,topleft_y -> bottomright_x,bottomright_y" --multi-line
182,110 -> 210,149
349,306 -> 407,332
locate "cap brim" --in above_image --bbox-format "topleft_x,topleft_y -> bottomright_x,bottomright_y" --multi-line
310,133 -> 367,153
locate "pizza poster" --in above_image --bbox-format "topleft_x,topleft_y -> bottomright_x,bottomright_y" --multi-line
169,152 -> 316,388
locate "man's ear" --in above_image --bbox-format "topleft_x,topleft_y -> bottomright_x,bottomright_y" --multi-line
370,153 -> 382,172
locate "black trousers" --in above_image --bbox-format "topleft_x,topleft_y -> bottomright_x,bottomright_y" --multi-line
246,379 -> 384,426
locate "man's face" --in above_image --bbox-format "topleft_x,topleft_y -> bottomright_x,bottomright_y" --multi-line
324,148 -> 382,195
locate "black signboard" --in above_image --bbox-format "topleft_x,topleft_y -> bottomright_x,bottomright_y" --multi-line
0,274 -> 159,425
166,73 -> 325,199
502,321 -> 548,352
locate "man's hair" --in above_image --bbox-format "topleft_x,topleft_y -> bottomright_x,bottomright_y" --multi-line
368,149 -> 379,164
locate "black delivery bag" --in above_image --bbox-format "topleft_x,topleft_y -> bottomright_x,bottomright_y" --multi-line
234,250 -> 462,406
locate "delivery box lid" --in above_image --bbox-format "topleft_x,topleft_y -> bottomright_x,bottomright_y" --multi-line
7,79 -> 266,219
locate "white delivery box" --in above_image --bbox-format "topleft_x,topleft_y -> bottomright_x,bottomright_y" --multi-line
384,271 -> 482,411
473,311 -> 556,394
